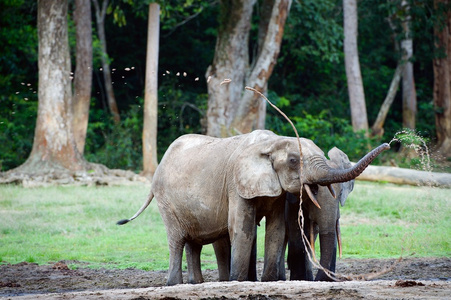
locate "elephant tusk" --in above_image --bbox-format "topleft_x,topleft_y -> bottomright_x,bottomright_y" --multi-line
304,184 -> 321,209
336,219 -> 342,258
327,184 -> 336,199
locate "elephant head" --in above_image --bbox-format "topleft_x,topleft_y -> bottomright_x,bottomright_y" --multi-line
233,134 -> 388,206
286,146 -> 357,281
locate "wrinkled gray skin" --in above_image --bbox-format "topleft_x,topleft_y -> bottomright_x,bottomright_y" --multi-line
117,130 -> 389,286
285,147 -> 354,281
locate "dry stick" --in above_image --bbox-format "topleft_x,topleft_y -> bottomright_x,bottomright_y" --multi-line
245,86 -> 402,281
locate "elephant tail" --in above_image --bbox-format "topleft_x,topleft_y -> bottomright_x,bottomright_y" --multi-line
116,190 -> 154,225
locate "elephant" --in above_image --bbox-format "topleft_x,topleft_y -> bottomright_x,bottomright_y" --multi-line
200,147 -> 355,283
285,146 -> 355,281
117,129 -> 389,285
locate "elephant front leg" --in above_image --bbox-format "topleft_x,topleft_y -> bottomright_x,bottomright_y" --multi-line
213,237 -> 231,281
228,198 -> 256,281
185,242 -> 204,284
261,201 -> 286,281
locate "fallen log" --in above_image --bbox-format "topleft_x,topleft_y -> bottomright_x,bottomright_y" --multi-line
354,164 -> 451,188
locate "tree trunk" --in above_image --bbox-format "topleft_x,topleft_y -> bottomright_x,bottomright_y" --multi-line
73,0 -> 93,155
231,0 -> 291,133
93,0 -> 120,124
343,0 -> 368,133
371,63 -> 403,137
141,2 -> 160,179
433,0 -> 451,157
206,0 -> 291,137
356,164 -> 451,188
18,0 -> 87,173
401,0 -> 417,130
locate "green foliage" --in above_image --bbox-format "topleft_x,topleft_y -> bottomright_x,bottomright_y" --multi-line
85,103 -> 144,171
0,1 -> 38,171
265,93 -> 381,162
84,77 -> 207,170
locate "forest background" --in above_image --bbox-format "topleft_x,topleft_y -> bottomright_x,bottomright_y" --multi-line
1,0 -> 450,176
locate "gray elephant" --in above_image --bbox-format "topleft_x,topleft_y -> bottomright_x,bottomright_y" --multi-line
285,146 -> 354,281
117,130 -> 389,285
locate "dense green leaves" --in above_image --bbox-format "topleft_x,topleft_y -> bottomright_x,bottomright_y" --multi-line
0,0 -> 441,172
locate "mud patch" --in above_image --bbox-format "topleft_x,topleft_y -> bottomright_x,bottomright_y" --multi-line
1,257 -> 449,299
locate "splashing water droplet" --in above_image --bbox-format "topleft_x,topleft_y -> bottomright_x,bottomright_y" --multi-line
390,129 -> 432,172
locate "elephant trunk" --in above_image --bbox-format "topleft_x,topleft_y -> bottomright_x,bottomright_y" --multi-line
315,232 -> 337,281
308,143 -> 390,186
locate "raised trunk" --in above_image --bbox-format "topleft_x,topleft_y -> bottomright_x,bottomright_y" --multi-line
308,143 -> 390,185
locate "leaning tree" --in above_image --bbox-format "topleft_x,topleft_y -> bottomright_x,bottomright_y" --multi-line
206,0 -> 292,137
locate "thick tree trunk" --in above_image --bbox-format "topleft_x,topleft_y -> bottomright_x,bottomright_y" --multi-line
93,0 -> 120,124
141,2 -> 160,178
206,0 -> 255,137
206,0 -> 291,137
18,0 -> 87,173
433,0 -> 451,157
73,0 -> 93,155
401,0 -> 417,130
231,0 -> 291,133
343,0 -> 368,133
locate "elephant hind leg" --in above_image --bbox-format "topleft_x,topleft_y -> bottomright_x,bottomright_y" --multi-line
167,238 -> 185,286
185,242 -> 204,284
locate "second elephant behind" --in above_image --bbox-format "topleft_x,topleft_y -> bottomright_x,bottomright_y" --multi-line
285,146 -> 354,281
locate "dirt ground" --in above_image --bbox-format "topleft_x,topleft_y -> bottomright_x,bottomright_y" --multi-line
0,257 -> 449,299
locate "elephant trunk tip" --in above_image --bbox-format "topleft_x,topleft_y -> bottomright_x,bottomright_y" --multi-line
381,143 -> 390,150
116,219 -> 130,225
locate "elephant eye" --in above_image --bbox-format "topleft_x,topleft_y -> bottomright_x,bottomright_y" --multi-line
288,157 -> 299,167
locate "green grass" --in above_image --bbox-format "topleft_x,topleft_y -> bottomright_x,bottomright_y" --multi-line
0,182 -> 449,272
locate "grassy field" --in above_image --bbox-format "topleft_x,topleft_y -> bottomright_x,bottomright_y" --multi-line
0,181 -> 449,271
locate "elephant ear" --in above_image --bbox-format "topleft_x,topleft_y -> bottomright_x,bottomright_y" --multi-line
328,147 -> 355,206
233,142 -> 282,199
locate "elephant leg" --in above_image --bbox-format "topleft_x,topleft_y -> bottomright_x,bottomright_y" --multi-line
228,198 -> 256,281
213,237 -> 231,281
167,237 -> 185,286
286,196 -> 313,281
315,232 -> 337,281
248,226 -> 258,281
261,200 -> 286,281
185,242 -> 204,284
